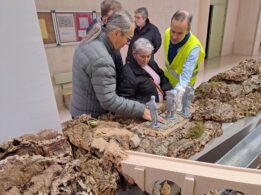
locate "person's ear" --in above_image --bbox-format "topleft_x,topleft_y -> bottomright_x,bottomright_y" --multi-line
110,28 -> 120,38
115,28 -> 122,36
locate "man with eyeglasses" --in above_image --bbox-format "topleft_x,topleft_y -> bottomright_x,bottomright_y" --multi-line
85,0 -> 123,86
71,11 -> 153,122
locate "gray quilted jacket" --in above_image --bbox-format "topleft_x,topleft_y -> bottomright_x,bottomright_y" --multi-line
70,33 -> 145,118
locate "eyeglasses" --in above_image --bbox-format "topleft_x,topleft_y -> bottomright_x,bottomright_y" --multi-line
134,15 -> 143,20
126,34 -> 132,43
121,31 -> 132,43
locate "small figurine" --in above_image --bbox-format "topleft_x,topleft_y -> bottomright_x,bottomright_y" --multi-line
146,95 -> 160,128
160,181 -> 171,195
165,90 -> 176,119
181,86 -> 194,118
175,86 -> 185,112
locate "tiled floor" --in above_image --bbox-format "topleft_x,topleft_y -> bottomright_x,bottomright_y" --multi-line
58,55 -> 253,123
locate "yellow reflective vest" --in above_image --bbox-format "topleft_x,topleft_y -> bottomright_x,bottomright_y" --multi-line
163,28 -> 205,87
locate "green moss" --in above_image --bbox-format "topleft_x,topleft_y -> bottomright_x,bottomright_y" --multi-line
210,81 -> 221,89
195,85 -> 206,96
202,99 -> 209,107
186,121 -> 204,139
88,120 -> 98,128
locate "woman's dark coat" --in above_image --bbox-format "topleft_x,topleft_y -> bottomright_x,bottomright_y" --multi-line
117,59 -> 172,103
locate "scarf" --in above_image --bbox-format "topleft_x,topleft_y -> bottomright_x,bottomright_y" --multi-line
168,32 -> 190,64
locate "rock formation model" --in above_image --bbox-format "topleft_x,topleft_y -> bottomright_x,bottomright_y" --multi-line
0,59 -> 260,195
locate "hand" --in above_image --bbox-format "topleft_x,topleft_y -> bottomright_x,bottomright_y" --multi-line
176,85 -> 186,93
169,88 -> 177,95
158,116 -> 166,124
142,108 -> 152,121
165,90 -> 176,97
142,108 -> 166,124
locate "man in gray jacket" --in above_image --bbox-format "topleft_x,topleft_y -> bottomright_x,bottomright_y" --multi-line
71,10 -> 151,121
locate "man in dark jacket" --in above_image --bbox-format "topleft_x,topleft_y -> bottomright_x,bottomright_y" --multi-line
126,7 -> 161,63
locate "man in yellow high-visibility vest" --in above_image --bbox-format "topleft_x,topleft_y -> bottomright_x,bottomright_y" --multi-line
163,10 -> 205,111
164,10 -> 205,92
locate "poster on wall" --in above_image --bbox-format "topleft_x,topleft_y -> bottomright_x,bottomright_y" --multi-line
74,12 -> 93,41
56,13 -> 77,43
37,12 -> 57,44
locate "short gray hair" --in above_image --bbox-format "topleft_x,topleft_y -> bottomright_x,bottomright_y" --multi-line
171,10 -> 193,30
100,0 -> 122,17
135,7 -> 148,19
105,10 -> 133,34
132,38 -> 154,54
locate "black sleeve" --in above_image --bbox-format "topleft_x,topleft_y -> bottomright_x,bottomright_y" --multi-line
117,65 -> 137,100
110,50 -> 123,79
126,39 -> 134,64
152,26 -> 162,54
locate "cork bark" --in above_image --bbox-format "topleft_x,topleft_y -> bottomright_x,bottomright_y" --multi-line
0,59 -> 260,195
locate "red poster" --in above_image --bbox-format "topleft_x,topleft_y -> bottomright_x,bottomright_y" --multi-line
74,13 -> 93,41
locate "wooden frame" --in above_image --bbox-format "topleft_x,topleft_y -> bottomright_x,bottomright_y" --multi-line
122,151 -> 261,195
37,10 -> 96,46
37,11 -> 57,46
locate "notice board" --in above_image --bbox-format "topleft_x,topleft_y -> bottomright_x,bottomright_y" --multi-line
37,12 -> 56,44
37,11 -> 96,45
55,12 -> 93,43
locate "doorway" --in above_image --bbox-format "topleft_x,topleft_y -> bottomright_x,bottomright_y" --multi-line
206,0 -> 228,59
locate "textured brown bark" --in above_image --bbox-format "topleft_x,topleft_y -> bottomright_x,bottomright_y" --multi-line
0,59 -> 260,194
193,59 -> 261,122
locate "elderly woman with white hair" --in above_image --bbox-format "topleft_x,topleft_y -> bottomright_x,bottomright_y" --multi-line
117,38 -> 172,103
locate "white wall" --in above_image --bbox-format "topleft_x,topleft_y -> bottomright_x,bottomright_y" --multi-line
252,7 -> 261,57
0,0 -> 61,143
233,0 -> 261,55
198,0 -> 210,49
221,0 -> 239,56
